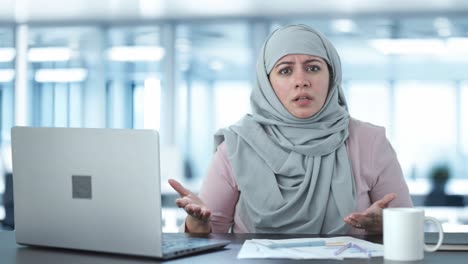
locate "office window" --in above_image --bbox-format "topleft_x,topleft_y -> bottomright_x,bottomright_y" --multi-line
0,26 -> 15,142
32,82 -> 83,127
28,26 -> 99,128
27,25 -> 164,130
69,83 -> 83,127
462,82 -> 468,156
393,81 -> 457,178
175,22 -> 252,182
0,26 -> 14,226
133,77 -> 161,130
347,81 -> 391,130
188,81 -> 212,180
107,26 -> 163,130
214,81 -> 251,130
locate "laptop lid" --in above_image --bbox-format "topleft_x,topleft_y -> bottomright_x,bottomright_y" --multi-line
12,126 -> 165,257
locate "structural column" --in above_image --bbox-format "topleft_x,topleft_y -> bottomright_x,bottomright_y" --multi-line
14,24 -> 29,126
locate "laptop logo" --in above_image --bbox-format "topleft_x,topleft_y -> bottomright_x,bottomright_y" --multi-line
72,175 -> 92,199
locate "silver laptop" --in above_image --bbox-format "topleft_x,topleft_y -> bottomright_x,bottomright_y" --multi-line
11,126 -> 228,259
427,232 -> 468,251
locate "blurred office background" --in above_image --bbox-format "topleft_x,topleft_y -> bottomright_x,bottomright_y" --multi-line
1,0 -> 468,232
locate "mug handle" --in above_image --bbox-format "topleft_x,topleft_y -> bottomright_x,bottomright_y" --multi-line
423,216 -> 444,252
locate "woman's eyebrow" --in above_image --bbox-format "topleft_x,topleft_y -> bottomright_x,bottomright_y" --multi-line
303,59 -> 324,64
274,61 -> 294,69
275,59 -> 324,69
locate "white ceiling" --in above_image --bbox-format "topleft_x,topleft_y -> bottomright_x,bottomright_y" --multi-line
2,0 -> 468,23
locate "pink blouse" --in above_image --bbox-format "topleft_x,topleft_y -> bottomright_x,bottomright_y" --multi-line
196,118 -> 413,234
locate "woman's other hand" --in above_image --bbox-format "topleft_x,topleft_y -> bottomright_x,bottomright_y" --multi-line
343,193 -> 396,234
168,179 -> 211,233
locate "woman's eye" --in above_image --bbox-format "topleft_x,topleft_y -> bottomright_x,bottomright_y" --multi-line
306,65 -> 320,72
279,68 -> 292,75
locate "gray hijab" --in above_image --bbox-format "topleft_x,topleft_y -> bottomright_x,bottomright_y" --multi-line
214,24 -> 355,234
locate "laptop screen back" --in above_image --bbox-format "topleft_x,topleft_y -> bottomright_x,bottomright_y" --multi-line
11,127 -> 164,257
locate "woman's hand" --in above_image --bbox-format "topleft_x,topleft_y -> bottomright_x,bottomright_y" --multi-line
343,193 -> 396,234
168,179 -> 211,233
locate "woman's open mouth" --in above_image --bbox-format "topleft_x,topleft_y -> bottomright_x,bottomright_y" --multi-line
293,95 -> 312,106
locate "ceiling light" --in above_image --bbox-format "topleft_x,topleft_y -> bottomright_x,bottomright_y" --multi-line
434,17 -> 452,37
331,19 -> 356,33
434,17 -> 450,28
370,38 -> 468,55
107,46 -> 165,61
28,47 -> 73,62
0,69 -> 15,83
369,39 -> 446,55
0,48 -> 16,62
35,68 -> 87,83
138,0 -> 164,17
209,60 -> 224,71
437,28 -> 452,37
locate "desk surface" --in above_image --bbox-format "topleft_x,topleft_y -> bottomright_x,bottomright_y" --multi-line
1,231 -> 467,264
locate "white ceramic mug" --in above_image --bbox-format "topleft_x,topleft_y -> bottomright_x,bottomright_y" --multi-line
383,208 -> 444,261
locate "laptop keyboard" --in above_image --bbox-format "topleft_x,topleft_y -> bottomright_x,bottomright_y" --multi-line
162,234 -> 218,254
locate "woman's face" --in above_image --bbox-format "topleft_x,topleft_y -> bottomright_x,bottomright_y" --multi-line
268,54 -> 330,119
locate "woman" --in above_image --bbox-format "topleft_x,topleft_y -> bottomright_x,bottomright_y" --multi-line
169,24 -> 412,234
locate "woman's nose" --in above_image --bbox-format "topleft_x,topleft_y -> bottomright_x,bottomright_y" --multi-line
294,71 -> 311,88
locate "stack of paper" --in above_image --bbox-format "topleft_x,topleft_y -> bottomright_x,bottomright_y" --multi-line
237,236 -> 383,260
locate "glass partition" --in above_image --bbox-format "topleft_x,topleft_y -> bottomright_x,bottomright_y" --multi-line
461,81 -> 468,161
394,81 -> 457,180
174,22 -> 252,185
107,26 -> 163,131
0,26 -> 15,228
28,26 -> 102,128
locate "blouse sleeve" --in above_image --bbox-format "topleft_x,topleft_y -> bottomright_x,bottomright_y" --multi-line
368,129 -> 413,207
197,142 -> 240,233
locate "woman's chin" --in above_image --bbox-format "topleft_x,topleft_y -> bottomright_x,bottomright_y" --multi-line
291,109 -> 318,119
